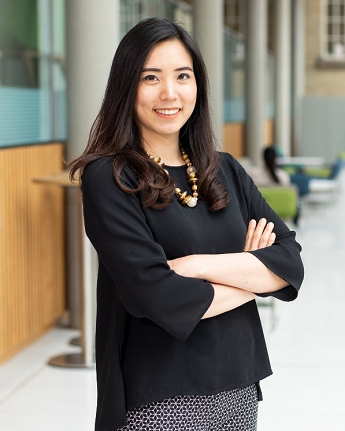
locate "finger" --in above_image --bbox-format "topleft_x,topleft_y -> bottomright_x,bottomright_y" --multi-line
244,219 -> 256,251
258,222 -> 275,248
267,232 -> 276,247
249,218 -> 266,250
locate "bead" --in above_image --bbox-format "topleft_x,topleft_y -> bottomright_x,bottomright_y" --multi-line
175,187 -> 181,194
186,166 -> 197,174
192,185 -> 198,191
178,191 -> 187,201
187,197 -> 198,207
181,195 -> 192,205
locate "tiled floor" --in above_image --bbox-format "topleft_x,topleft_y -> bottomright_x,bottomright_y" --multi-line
1,174 -> 345,431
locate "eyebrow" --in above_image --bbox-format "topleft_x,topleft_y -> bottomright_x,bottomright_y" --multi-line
141,66 -> 194,73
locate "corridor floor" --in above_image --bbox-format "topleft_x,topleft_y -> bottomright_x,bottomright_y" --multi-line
1,174 -> 345,431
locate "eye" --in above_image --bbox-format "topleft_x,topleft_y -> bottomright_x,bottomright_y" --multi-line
178,73 -> 190,80
143,74 -> 158,82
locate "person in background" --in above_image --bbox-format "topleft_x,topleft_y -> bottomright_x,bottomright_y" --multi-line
247,146 -> 291,187
70,18 -> 304,431
263,146 -> 291,185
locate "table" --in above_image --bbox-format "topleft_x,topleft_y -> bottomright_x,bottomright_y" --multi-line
277,156 -> 325,167
34,170 -> 96,368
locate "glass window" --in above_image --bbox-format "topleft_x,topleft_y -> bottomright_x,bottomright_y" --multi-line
224,0 -> 246,35
223,0 -> 275,123
120,0 -> 192,37
0,0 -> 66,148
322,0 -> 345,60
223,29 -> 246,123
223,0 -> 246,123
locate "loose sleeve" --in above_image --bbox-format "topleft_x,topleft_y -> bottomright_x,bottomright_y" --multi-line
82,158 -> 214,342
234,156 -> 304,301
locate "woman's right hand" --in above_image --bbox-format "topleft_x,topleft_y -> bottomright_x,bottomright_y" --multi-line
243,218 -> 276,252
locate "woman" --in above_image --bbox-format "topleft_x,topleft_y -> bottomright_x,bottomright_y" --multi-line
246,146 -> 291,187
263,146 -> 291,185
70,18 -> 303,431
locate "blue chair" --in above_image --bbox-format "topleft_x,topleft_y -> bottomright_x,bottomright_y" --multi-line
290,174 -> 311,197
304,157 -> 344,180
329,159 -> 343,180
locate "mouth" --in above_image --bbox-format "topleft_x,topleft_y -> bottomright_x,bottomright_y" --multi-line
154,108 -> 180,116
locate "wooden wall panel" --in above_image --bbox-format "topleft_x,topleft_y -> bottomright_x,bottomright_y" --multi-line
265,119 -> 274,146
223,119 -> 275,158
0,143 -> 65,363
223,123 -> 244,158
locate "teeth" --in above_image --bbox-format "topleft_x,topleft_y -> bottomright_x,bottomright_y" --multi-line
155,109 -> 179,115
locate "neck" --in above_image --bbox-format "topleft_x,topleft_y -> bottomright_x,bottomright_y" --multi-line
143,136 -> 184,166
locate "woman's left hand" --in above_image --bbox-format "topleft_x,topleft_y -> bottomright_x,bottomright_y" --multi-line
243,218 -> 275,252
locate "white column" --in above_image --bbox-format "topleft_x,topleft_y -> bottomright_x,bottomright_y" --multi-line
66,0 -> 120,159
292,0 -> 306,155
246,0 -> 267,165
274,0 -> 292,156
65,0 -> 120,328
192,0 -> 224,147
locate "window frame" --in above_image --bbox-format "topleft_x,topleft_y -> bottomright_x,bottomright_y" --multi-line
320,0 -> 345,65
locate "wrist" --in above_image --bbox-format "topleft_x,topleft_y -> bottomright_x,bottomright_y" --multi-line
188,254 -> 207,279
198,254 -> 217,280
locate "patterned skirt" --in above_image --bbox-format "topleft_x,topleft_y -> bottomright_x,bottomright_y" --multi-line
117,383 -> 260,431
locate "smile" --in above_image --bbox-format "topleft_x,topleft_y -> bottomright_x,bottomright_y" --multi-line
154,109 -> 180,115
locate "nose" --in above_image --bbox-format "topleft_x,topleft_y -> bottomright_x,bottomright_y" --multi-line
160,79 -> 177,100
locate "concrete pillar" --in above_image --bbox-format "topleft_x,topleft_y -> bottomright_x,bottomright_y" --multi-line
274,0 -> 292,156
192,0 -> 224,147
292,0 -> 306,155
246,0 -> 267,165
65,0 -> 120,327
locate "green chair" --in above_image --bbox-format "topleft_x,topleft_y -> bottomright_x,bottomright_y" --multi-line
256,186 -> 299,330
258,186 -> 298,221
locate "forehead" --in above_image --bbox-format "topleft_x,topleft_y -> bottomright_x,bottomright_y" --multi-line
143,39 -> 193,68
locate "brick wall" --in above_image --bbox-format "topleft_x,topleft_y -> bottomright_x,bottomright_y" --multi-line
305,0 -> 345,96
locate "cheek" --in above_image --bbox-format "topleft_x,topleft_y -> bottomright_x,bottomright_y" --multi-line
135,92 -> 150,125
184,84 -> 197,106
136,86 -> 155,108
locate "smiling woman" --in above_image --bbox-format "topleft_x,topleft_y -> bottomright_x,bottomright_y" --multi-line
135,39 -> 197,153
69,17 -> 303,431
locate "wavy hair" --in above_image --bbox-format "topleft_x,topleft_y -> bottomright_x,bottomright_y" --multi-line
69,18 -> 230,210
263,147 -> 280,184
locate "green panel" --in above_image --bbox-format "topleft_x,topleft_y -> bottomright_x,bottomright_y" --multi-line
301,97 -> 345,164
0,0 -> 38,51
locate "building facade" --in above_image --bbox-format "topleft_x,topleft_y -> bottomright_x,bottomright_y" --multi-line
301,0 -> 345,162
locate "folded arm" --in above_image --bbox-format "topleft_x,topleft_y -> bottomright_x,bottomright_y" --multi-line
202,284 -> 255,319
169,217 -> 286,293
169,218 -> 285,319
170,251 -> 288,295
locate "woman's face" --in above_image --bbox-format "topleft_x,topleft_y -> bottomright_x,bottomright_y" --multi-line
135,39 -> 197,144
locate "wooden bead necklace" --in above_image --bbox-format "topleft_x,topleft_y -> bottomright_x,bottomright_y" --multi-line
147,148 -> 199,208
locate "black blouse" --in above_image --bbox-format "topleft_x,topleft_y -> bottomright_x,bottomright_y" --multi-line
81,152 -> 304,431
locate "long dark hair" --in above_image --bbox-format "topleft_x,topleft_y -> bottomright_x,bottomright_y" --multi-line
263,147 -> 280,183
69,17 -> 229,211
